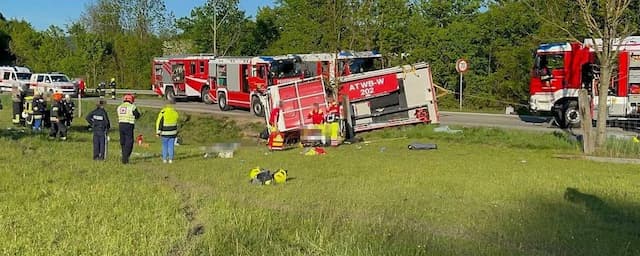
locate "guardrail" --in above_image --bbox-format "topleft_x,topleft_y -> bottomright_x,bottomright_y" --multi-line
85,88 -> 157,95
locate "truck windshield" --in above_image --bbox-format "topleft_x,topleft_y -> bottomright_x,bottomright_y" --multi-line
50,75 -> 70,82
16,73 -> 31,80
270,60 -> 300,78
534,54 -> 564,70
349,58 -> 382,74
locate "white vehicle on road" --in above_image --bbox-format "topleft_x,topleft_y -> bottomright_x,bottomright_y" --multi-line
0,66 -> 32,93
29,72 -> 76,96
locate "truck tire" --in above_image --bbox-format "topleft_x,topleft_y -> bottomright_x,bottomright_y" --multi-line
218,92 -> 230,111
252,96 -> 265,117
165,87 -> 176,102
563,100 -> 581,128
202,86 -> 214,104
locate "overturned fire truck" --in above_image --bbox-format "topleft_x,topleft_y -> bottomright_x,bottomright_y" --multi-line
262,62 -> 440,148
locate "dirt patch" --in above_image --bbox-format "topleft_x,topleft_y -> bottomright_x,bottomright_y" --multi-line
151,170 -> 207,256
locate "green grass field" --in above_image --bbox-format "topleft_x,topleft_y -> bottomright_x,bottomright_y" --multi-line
1,95 -> 639,255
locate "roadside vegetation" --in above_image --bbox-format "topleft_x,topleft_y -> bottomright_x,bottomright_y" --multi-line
1,95 -> 639,255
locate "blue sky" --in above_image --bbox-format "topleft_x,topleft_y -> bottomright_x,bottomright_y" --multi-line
2,0 -> 275,31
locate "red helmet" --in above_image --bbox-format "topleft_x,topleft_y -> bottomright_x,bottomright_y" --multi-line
123,94 -> 135,103
52,92 -> 63,102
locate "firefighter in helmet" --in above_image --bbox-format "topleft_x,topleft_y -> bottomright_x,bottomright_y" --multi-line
325,96 -> 342,146
49,92 -> 67,140
109,77 -> 117,100
31,90 -> 46,132
62,94 -> 75,127
11,85 -> 25,126
117,94 -> 141,164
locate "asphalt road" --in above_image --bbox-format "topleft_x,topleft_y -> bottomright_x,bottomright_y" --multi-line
90,97 -> 636,137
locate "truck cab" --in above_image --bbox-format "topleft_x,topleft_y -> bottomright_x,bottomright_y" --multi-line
30,72 -> 77,96
0,66 -> 32,93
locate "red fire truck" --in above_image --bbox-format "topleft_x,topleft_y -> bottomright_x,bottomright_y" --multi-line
297,50 -> 384,85
152,54 -> 306,116
211,55 -> 307,117
529,36 -> 640,128
263,62 -> 440,145
152,54 -> 216,103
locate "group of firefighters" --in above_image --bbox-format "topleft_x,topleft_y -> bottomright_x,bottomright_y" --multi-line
6,80 -> 179,165
11,86 -> 75,140
267,96 -> 343,148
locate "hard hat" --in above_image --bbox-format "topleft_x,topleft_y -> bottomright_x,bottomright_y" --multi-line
64,94 -> 71,100
123,94 -> 135,103
110,78 -> 116,82
249,167 -> 262,179
273,169 -> 287,184
52,92 -> 63,102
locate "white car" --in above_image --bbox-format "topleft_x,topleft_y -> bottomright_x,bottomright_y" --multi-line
30,73 -> 76,96
0,66 -> 32,93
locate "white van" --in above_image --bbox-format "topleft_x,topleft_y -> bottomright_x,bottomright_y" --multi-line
0,66 -> 32,93
30,72 -> 76,96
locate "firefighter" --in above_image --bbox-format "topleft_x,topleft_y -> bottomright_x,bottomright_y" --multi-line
11,85 -> 25,126
49,92 -> 67,140
325,97 -> 342,146
78,78 -> 86,97
31,91 -> 46,132
268,101 -> 283,130
97,81 -> 106,97
109,77 -> 117,100
155,98 -> 179,164
63,94 -> 75,127
307,102 -> 325,145
86,99 -> 110,161
117,94 -> 141,164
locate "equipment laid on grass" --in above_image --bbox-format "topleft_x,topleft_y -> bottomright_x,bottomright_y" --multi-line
249,167 -> 288,185
408,143 -> 437,150
201,143 -> 240,158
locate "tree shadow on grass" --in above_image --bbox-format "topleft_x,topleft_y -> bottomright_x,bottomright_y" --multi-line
0,127 -> 29,140
563,188 -> 640,233
489,188 -> 640,256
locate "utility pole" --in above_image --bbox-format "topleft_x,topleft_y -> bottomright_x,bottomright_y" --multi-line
213,0 -> 217,56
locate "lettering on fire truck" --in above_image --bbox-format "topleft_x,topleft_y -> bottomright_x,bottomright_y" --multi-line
342,73 -> 398,100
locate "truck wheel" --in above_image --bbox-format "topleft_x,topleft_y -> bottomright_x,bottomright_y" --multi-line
252,96 -> 265,117
563,101 -> 581,128
202,86 -> 213,104
218,93 -> 230,111
165,87 -> 176,102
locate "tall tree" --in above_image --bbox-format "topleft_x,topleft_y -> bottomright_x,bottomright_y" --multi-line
177,0 -> 249,55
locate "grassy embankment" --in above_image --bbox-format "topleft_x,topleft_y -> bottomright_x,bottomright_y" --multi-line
1,95 -> 639,255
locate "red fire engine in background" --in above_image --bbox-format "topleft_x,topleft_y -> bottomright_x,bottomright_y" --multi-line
297,50 -> 384,85
152,54 -> 306,116
529,36 -> 640,128
152,51 -> 385,117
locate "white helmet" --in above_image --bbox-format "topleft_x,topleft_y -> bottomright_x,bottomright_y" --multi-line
64,94 -> 71,100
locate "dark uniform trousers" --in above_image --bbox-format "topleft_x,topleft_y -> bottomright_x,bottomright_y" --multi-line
93,131 -> 108,160
119,123 -> 135,163
12,101 -> 22,125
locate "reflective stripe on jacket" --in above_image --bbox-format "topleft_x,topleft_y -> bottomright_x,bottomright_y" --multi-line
156,105 -> 179,137
117,102 -> 137,124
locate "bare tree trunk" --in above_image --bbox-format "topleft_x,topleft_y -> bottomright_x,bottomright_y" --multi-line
579,89 -> 595,154
596,64 -> 611,147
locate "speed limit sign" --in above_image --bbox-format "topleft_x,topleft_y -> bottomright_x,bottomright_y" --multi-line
456,59 -> 468,73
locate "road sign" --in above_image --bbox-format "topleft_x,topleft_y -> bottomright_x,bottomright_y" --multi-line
455,58 -> 468,110
456,59 -> 468,73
